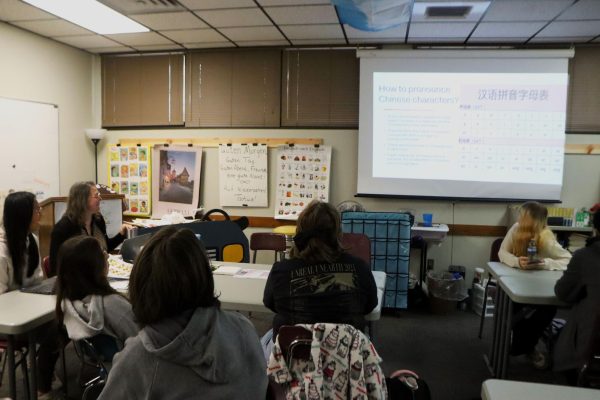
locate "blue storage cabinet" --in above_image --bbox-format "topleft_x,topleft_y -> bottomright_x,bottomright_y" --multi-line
341,212 -> 412,309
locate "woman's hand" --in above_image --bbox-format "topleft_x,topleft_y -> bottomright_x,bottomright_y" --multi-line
518,256 -> 544,270
119,224 -> 131,236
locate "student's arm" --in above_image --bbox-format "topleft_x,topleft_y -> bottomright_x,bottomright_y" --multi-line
554,252 -> 585,303
263,264 -> 279,312
498,224 -> 520,268
360,264 -> 378,314
540,232 -> 572,271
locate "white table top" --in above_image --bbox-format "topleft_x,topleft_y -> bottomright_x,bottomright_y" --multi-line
482,379 -> 599,400
0,290 -> 56,335
211,262 -> 386,320
486,262 -> 564,281
498,275 -> 566,306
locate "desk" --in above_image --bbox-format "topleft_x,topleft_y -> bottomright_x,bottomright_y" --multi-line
411,224 -> 449,285
0,291 -> 56,400
481,379 -> 599,400
484,263 -> 564,379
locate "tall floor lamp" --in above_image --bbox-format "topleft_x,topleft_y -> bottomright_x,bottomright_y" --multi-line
85,128 -> 107,183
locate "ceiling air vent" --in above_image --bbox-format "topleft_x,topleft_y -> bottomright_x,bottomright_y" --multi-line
425,5 -> 472,18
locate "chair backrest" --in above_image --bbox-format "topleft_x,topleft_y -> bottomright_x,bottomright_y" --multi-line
277,325 -> 312,365
250,233 -> 286,263
489,238 -> 503,262
341,232 -> 371,267
42,256 -> 51,278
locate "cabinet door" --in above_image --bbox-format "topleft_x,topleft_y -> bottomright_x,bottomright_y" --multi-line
102,54 -> 184,127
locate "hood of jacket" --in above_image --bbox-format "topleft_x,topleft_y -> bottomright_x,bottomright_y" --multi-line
139,306 -> 246,384
63,295 -> 106,340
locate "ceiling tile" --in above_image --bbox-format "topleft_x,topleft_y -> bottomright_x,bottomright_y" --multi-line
179,0 -> 256,10
408,22 -> 476,39
87,46 -> 133,54
194,8 -> 271,27
105,32 -> 175,46
264,5 -> 339,25
130,12 -> 207,30
0,0 -> 55,21
471,21 -> 546,39
100,0 -> 184,15
12,19 -> 92,36
483,0 -> 572,22
291,38 -> 346,45
219,26 -> 284,41
557,0 -> 600,20
132,44 -> 184,51
53,35 -> 122,49
535,20 -> 600,37
258,0 -> 330,5
344,24 -> 407,40
160,28 -> 226,43
280,24 -> 343,39
236,40 -> 289,46
184,41 -> 235,49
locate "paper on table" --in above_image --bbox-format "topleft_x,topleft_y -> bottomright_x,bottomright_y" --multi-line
109,280 -> 129,291
233,269 -> 270,280
108,255 -> 133,279
213,266 -> 242,275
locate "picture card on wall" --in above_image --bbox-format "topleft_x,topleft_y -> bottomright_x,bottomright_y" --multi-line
107,144 -> 152,217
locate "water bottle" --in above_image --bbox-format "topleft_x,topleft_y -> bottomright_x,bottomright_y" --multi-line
527,239 -> 537,262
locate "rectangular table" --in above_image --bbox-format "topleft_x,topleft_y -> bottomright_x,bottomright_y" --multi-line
482,379 -> 599,400
484,262 -> 565,379
0,291 -> 56,400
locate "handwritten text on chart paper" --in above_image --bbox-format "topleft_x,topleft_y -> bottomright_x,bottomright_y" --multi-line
219,144 -> 268,207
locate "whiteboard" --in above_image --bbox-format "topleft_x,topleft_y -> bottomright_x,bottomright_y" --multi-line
219,144 -> 268,207
0,97 -> 59,201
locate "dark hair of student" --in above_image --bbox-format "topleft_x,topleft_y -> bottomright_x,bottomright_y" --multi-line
129,227 -> 219,326
65,181 -> 95,225
3,191 -> 39,286
290,200 -> 343,264
586,211 -> 600,246
55,236 -> 118,324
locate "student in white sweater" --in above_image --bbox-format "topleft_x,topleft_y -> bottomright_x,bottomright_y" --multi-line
55,236 -> 138,358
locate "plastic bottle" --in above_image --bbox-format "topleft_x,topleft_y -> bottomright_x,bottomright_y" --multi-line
527,239 -> 537,262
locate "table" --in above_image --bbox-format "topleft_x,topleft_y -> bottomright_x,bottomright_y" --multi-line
0,291 -> 56,400
484,263 -> 565,379
481,379 -> 599,400
411,224 -> 449,285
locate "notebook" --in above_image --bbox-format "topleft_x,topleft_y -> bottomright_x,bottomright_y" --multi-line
21,276 -> 57,295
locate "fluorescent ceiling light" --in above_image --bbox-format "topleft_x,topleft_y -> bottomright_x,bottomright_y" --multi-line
23,0 -> 149,34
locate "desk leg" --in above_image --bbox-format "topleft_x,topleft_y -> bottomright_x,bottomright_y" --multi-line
492,288 -> 506,377
500,299 -> 513,379
489,279 -> 501,365
7,335 -> 16,400
28,331 -> 38,400
421,242 -> 428,285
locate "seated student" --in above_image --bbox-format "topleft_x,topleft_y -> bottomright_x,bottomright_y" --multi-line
499,201 -> 572,367
553,211 -> 600,385
98,227 -> 267,399
55,236 -> 138,356
49,181 -> 129,276
0,192 -> 58,397
263,200 -> 378,340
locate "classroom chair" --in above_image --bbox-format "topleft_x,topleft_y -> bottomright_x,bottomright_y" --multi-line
478,238 -> 503,339
250,232 -> 286,263
42,256 -> 51,278
0,338 -> 30,398
72,335 -> 112,400
578,315 -> 600,388
341,232 -> 371,267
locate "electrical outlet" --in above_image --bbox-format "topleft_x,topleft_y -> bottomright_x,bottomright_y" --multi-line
427,259 -> 434,270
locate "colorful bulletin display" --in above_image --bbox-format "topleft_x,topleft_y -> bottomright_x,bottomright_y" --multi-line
151,145 -> 202,218
108,145 -> 151,216
275,145 -> 332,220
219,144 -> 268,207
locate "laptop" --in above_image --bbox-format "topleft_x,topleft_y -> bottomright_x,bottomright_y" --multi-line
120,233 -> 152,263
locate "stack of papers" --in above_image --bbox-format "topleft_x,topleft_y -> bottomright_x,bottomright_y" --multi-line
234,269 -> 270,280
212,265 -> 242,275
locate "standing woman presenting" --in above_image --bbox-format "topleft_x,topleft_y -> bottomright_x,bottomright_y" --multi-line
498,201 -> 572,366
49,182 -> 128,277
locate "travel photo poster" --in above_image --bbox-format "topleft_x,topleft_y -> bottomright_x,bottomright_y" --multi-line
275,145 -> 331,220
107,145 -> 151,216
151,145 -> 202,218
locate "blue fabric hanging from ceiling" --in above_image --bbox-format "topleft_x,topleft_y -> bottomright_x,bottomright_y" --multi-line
331,0 -> 412,32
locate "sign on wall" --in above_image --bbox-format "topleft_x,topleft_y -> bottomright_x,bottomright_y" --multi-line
219,143 -> 268,207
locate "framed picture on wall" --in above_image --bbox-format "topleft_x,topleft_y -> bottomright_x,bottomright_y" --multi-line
151,145 -> 202,218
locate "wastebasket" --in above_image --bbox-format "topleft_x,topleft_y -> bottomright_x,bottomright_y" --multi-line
427,271 -> 468,314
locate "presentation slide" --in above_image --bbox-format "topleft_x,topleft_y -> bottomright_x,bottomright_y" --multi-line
372,72 -> 567,186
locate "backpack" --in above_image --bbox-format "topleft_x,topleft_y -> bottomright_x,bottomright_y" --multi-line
386,370 -> 431,400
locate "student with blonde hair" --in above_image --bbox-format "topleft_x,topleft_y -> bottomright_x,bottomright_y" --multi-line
499,201 -> 572,367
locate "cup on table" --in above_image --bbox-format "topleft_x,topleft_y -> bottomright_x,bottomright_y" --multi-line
422,213 -> 433,227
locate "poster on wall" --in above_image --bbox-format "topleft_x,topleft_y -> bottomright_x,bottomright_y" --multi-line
151,145 -> 202,218
219,144 -> 268,207
107,145 -> 151,216
275,144 -> 332,220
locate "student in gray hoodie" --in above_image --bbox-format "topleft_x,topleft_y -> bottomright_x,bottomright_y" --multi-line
55,236 -> 138,355
98,227 -> 267,400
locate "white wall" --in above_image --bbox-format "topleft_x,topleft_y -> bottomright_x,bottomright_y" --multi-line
0,22 -> 96,194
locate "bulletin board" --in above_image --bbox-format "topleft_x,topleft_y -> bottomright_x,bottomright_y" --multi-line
107,145 -> 151,216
